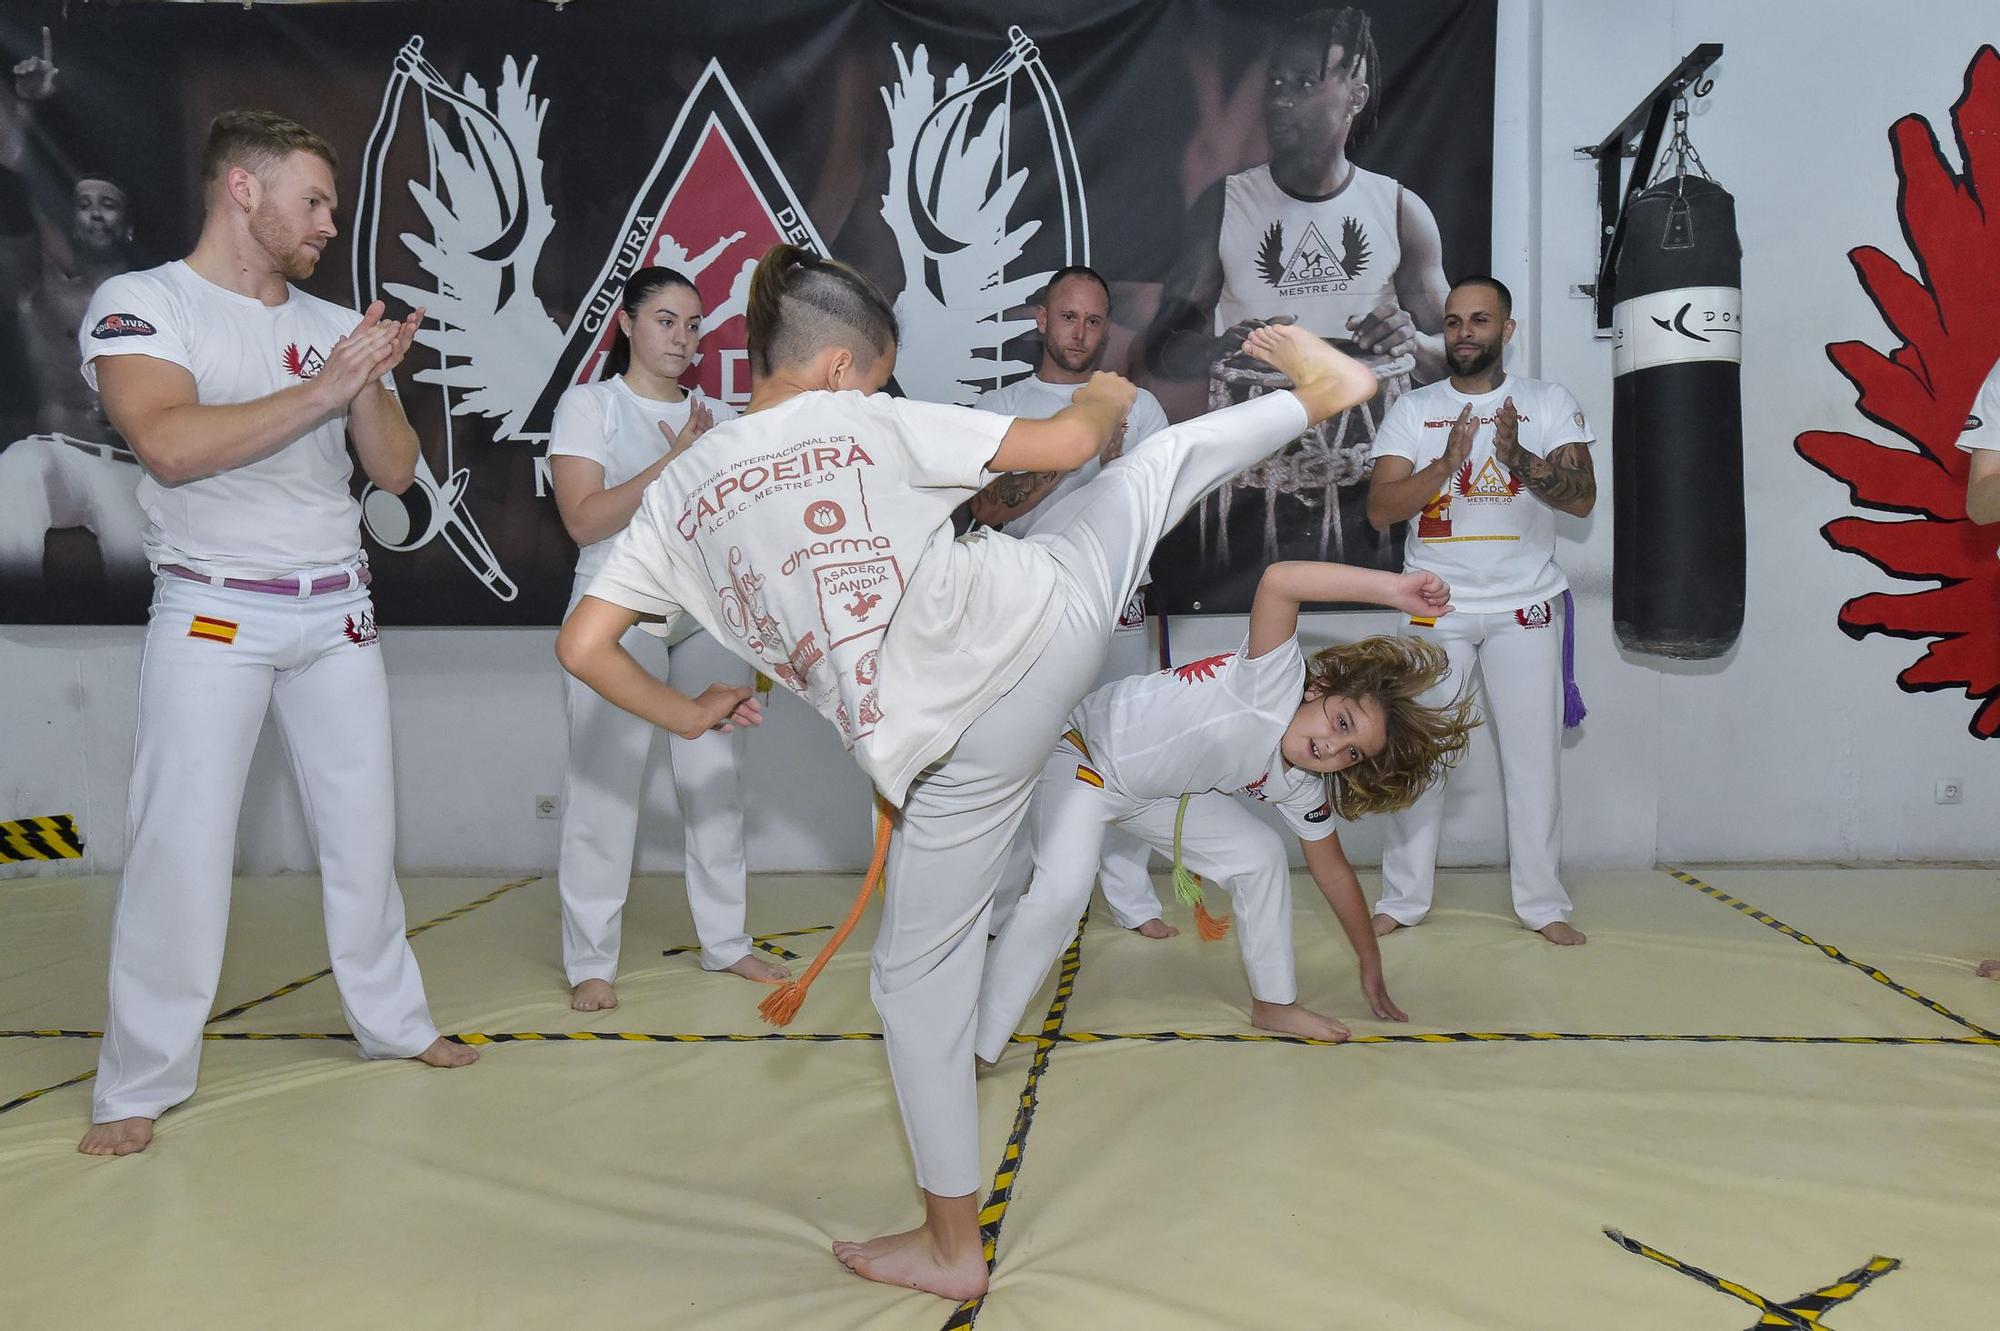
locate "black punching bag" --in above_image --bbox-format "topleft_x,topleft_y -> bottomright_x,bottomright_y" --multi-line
1610,175 -> 1744,658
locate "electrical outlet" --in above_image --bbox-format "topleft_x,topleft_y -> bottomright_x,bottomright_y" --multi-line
535,794 -> 560,819
1935,779 -> 1962,806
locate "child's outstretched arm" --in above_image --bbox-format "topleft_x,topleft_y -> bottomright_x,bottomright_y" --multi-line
1248,561 -> 1454,658
1300,832 -> 1409,1023
986,371 -> 1136,475
556,595 -> 762,740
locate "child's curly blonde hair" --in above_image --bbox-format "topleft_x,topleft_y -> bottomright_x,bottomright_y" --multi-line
1304,636 -> 1478,818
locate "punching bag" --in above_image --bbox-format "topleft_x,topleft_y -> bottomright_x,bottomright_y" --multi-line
1610,174 -> 1745,658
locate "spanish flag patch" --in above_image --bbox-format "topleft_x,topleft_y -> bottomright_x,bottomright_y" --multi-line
188,615 -> 239,644
1408,615 -> 1439,628
1074,764 -> 1105,789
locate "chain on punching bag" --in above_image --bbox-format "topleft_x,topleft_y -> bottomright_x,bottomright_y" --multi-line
1610,99 -> 1744,659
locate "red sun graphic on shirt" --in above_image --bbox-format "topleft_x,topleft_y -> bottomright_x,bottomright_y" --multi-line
1172,652 -> 1235,683
1794,46 -> 2000,739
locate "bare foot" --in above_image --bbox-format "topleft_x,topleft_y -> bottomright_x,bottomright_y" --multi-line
1539,921 -> 1588,946
1250,998 -> 1351,1043
78,1117 -> 153,1156
832,1226 -> 988,1301
571,978 -> 618,1011
719,953 -> 792,983
415,1037 -> 480,1067
1243,322 -> 1378,424
1372,913 -> 1405,938
1132,918 -> 1179,940
1977,959 -> 2000,978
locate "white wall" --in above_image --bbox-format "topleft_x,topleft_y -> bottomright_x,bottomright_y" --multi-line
4,0 -> 1997,879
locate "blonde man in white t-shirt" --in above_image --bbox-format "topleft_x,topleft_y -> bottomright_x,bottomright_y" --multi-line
559,243 -> 1379,1301
76,110 -> 476,1158
548,266 -> 778,1012
972,265 -> 1175,941
1957,360 -> 1999,977
1366,276 -> 1596,946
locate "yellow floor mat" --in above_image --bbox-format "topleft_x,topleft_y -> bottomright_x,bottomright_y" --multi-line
2,866 -> 1995,1329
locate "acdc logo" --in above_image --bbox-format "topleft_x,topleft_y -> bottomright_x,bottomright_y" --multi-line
804,500 -> 846,534
1514,601 -> 1552,630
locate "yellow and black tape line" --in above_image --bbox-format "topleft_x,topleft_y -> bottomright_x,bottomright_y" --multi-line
1664,866 -> 1999,1040
942,914 -> 1090,1331
1606,1228 -> 1898,1328
0,814 -> 83,863
0,875 -> 541,1118
452,1031 -> 883,1045
662,925 -> 832,962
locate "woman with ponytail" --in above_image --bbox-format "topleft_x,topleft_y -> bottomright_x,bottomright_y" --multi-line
560,243 -> 1382,1299
547,266 -> 781,1012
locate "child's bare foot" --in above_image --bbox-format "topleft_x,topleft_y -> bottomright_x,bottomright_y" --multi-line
1132,918 -> 1179,940
570,979 -> 618,1011
1977,959 -> 1999,978
78,1117 -> 153,1156
1539,921 -> 1587,946
1372,913 -> 1405,938
1243,323 -> 1378,425
416,1037 -> 480,1067
1251,999 -> 1351,1043
719,953 -> 792,983
832,1226 -> 988,1301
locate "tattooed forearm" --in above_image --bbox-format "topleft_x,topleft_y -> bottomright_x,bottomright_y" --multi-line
967,470 -> 1064,527
1503,441 -> 1596,516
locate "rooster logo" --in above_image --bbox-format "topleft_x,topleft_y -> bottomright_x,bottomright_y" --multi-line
1172,652 -> 1235,683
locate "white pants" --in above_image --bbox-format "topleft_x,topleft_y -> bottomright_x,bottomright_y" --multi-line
0,434 -> 147,576
988,615 -> 1162,934
872,388 -> 1310,1196
1375,603 -> 1571,930
558,583 -> 753,984
94,573 -> 441,1123
976,757 -> 1296,1062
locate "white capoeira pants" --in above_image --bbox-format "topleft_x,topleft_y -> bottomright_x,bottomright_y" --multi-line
873,388 -> 1310,1197
93,571 -> 441,1124
988,613 -> 1162,935
976,762 -> 1296,1063
558,581 -> 753,983
1375,603 -> 1571,930
0,434 -> 147,576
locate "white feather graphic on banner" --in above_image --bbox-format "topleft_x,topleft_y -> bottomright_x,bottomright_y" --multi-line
382,55 -> 561,440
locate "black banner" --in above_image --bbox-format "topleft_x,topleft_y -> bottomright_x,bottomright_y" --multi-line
0,0 -> 1493,624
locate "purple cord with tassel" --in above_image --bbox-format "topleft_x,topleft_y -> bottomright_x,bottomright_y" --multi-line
1561,588 -> 1587,729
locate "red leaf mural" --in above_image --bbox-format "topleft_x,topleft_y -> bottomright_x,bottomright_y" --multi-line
1795,46 -> 2000,738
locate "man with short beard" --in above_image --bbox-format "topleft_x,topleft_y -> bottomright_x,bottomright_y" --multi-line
1364,275 -> 1595,947
76,109 -> 476,1159
969,265 -> 1176,941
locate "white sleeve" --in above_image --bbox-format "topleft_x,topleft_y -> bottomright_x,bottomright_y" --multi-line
547,385 -> 612,466
79,272 -> 188,389
1129,388 -> 1172,445
1369,393 -> 1423,462
1539,383 -> 1595,454
881,395 -> 1015,490
1273,783 -> 1340,842
1959,363 -> 2000,453
582,487 -> 689,640
1231,632 -> 1306,710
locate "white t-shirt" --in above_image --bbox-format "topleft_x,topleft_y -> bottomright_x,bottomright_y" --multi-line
972,374 -> 1171,540
1215,163 -> 1405,338
587,390 -> 1063,806
1370,374 -> 1593,614
1072,634 -> 1338,841
1958,361 -> 1999,455
79,260 -> 386,577
548,376 -> 739,579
